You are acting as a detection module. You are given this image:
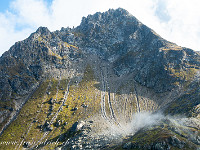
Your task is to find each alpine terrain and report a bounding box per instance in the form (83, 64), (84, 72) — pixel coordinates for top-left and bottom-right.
(0, 8), (199, 150)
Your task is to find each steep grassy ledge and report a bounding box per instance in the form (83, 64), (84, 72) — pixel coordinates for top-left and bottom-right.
(0, 65), (101, 149)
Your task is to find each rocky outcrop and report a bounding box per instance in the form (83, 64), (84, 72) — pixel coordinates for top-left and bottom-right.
(119, 118), (199, 150)
(1, 8), (199, 102)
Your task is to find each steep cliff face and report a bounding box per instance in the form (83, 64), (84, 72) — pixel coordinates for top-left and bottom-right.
(76, 8), (200, 92)
(0, 8), (199, 149)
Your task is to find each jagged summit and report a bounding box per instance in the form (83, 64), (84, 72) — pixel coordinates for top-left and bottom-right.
(80, 8), (136, 23)
(36, 26), (50, 34)
(0, 8), (199, 150)
(76, 8), (173, 55)
(108, 7), (131, 15)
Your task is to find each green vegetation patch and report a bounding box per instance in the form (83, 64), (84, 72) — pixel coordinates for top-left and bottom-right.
(0, 64), (101, 150)
(168, 67), (197, 82)
(0, 80), (50, 150)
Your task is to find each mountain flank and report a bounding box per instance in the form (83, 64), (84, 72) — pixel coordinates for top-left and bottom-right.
(0, 8), (199, 149)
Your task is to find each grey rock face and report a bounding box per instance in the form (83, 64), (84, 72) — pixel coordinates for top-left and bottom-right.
(75, 8), (200, 93)
(0, 8), (199, 102)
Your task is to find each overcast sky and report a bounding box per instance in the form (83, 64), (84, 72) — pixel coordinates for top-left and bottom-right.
(0, 0), (200, 56)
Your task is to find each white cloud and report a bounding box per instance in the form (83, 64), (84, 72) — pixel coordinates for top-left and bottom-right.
(11, 0), (52, 27)
(0, 0), (200, 56)
(0, 11), (33, 56)
(161, 0), (200, 51)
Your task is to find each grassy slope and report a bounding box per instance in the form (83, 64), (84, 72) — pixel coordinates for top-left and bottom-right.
(114, 121), (199, 150)
(0, 65), (101, 150)
(165, 80), (200, 116)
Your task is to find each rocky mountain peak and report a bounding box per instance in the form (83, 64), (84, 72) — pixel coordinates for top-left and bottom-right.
(36, 26), (50, 35)
(78, 8), (140, 34)
(81, 7), (133, 23)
